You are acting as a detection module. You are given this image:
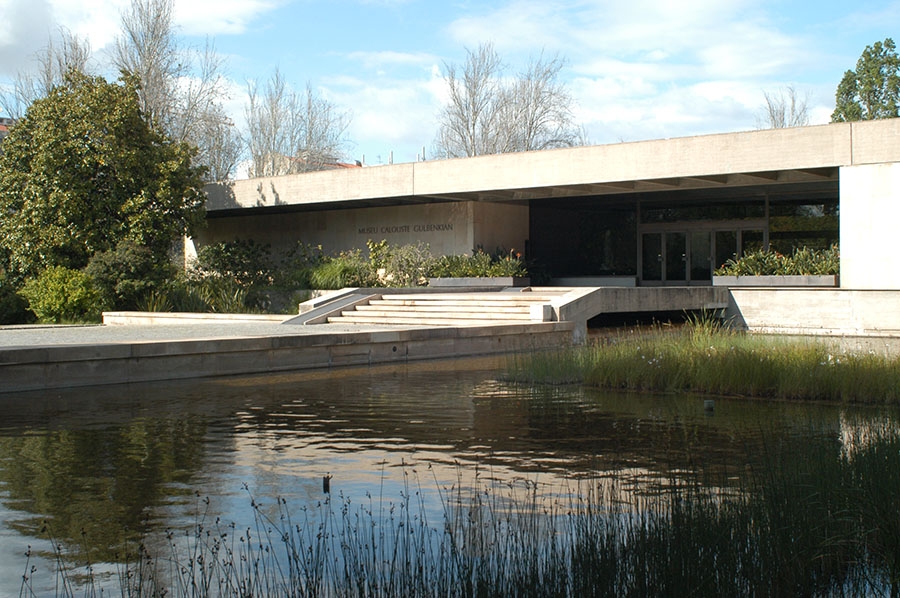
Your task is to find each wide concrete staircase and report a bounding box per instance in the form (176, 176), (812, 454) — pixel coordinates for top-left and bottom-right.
(325, 292), (564, 326)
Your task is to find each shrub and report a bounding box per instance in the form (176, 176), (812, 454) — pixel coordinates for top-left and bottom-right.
(19, 267), (105, 323)
(0, 283), (35, 324)
(430, 248), (527, 278)
(367, 239), (435, 286)
(194, 239), (273, 288)
(85, 240), (174, 310)
(275, 242), (327, 289)
(310, 250), (376, 289)
(715, 244), (839, 276)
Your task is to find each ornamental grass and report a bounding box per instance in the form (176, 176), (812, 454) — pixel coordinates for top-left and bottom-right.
(25, 427), (900, 596)
(507, 320), (900, 403)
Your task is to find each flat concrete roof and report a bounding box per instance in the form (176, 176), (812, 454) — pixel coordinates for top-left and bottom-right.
(206, 119), (900, 214)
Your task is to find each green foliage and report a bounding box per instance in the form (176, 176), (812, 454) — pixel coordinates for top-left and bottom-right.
(0, 72), (206, 286)
(715, 244), (839, 276)
(85, 240), (175, 310)
(367, 239), (435, 286)
(275, 241), (326, 288)
(832, 37), (900, 122)
(18, 266), (105, 323)
(430, 248), (527, 278)
(194, 238), (273, 288)
(309, 249), (376, 289)
(508, 324), (900, 403)
(0, 283), (35, 324)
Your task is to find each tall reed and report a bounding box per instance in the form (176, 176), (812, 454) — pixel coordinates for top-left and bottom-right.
(507, 323), (900, 403)
(24, 425), (900, 596)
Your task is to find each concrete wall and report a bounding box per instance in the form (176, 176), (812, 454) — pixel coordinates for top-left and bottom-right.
(472, 201), (529, 254)
(840, 162), (900, 290)
(727, 288), (900, 336)
(191, 200), (528, 259)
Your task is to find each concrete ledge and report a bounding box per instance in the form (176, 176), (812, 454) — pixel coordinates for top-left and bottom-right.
(0, 322), (575, 393)
(726, 289), (900, 336)
(103, 312), (292, 325)
(713, 275), (839, 287)
(428, 277), (531, 287)
(550, 276), (637, 287)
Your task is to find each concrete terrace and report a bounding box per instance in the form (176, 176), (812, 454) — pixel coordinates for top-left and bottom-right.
(0, 286), (729, 393)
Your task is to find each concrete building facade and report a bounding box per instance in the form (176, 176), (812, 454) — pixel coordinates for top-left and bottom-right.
(199, 119), (900, 334)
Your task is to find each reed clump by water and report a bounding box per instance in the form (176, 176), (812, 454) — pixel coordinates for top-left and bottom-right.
(22, 425), (900, 597)
(507, 319), (900, 403)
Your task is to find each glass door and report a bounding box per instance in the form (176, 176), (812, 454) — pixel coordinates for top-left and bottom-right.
(642, 233), (662, 282)
(715, 230), (738, 271)
(690, 232), (712, 283)
(665, 232), (687, 283)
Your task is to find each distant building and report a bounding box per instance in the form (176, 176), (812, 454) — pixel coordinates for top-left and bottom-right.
(0, 117), (14, 144)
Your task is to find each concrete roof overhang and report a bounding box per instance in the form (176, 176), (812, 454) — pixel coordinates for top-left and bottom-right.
(205, 119), (900, 217)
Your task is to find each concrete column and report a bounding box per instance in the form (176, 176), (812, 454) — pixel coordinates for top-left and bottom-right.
(840, 163), (900, 289)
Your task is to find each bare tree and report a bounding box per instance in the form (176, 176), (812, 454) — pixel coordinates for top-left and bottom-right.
(113, 0), (180, 131)
(756, 85), (810, 129)
(434, 43), (581, 158)
(245, 69), (351, 177)
(435, 43), (504, 158)
(195, 105), (242, 182)
(1, 28), (92, 118)
(503, 53), (579, 152)
(113, 0), (240, 180)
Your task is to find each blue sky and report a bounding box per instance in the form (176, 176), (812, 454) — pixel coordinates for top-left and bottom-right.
(1, 0), (898, 170)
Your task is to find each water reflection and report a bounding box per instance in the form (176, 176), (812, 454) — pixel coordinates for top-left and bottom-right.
(0, 356), (894, 593)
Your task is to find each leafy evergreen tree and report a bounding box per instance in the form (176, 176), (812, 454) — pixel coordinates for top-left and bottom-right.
(832, 38), (900, 122)
(0, 71), (206, 286)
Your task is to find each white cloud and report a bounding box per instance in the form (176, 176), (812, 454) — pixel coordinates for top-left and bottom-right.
(0, 0), (56, 77)
(50, 0), (129, 50)
(0, 0), (278, 80)
(174, 0), (280, 36)
(441, 0), (828, 147)
(322, 66), (445, 164)
(344, 50), (439, 71)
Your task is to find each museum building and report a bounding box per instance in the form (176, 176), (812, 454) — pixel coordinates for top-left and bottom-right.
(198, 119), (899, 293)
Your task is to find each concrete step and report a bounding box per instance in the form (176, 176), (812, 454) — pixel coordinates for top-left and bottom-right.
(385, 293), (563, 303)
(347, 307), (533, 320)
(325, 290), (559, 327)
(327, 314), (521, 326)
(361, 302), (532, 315)
(370, 300), (542, 309)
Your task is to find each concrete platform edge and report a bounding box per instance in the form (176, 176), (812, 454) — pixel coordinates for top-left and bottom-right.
(0, 322), (575, 393)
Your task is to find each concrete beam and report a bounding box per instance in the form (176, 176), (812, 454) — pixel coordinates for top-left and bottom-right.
(205, 120), (900, 213)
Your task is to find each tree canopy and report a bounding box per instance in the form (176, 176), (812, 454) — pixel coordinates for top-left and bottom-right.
(832, 38), (900, 122)
(0, 72), (206, 286)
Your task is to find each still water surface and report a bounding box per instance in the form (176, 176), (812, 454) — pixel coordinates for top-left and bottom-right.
(0, 355), (893, 593)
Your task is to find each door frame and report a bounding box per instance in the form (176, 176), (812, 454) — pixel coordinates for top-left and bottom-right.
(638, 220), (768, 285)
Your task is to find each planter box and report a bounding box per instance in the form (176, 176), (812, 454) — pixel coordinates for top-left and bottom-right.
(428, 277), (531, 288)
(713, 275), (839, 287)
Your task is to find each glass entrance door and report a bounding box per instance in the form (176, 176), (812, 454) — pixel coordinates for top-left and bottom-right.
(642, 233), (662, 282)
(640, 225), (767, 285)
(690, 232), (711, 283)
(640, 231), (713, 285)
(666, 232), (687, 283)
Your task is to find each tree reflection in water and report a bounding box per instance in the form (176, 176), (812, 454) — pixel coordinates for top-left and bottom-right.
(0, 356), (896, 595)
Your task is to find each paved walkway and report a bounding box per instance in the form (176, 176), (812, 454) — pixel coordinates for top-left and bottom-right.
(0, 322), (411, 349)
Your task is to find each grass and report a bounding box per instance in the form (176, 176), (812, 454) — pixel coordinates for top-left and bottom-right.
(21, 425), (900, 596)
(506, 319), (900, 403)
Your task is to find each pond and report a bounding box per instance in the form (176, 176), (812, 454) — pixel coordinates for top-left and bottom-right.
(0, 355), (897, 595)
